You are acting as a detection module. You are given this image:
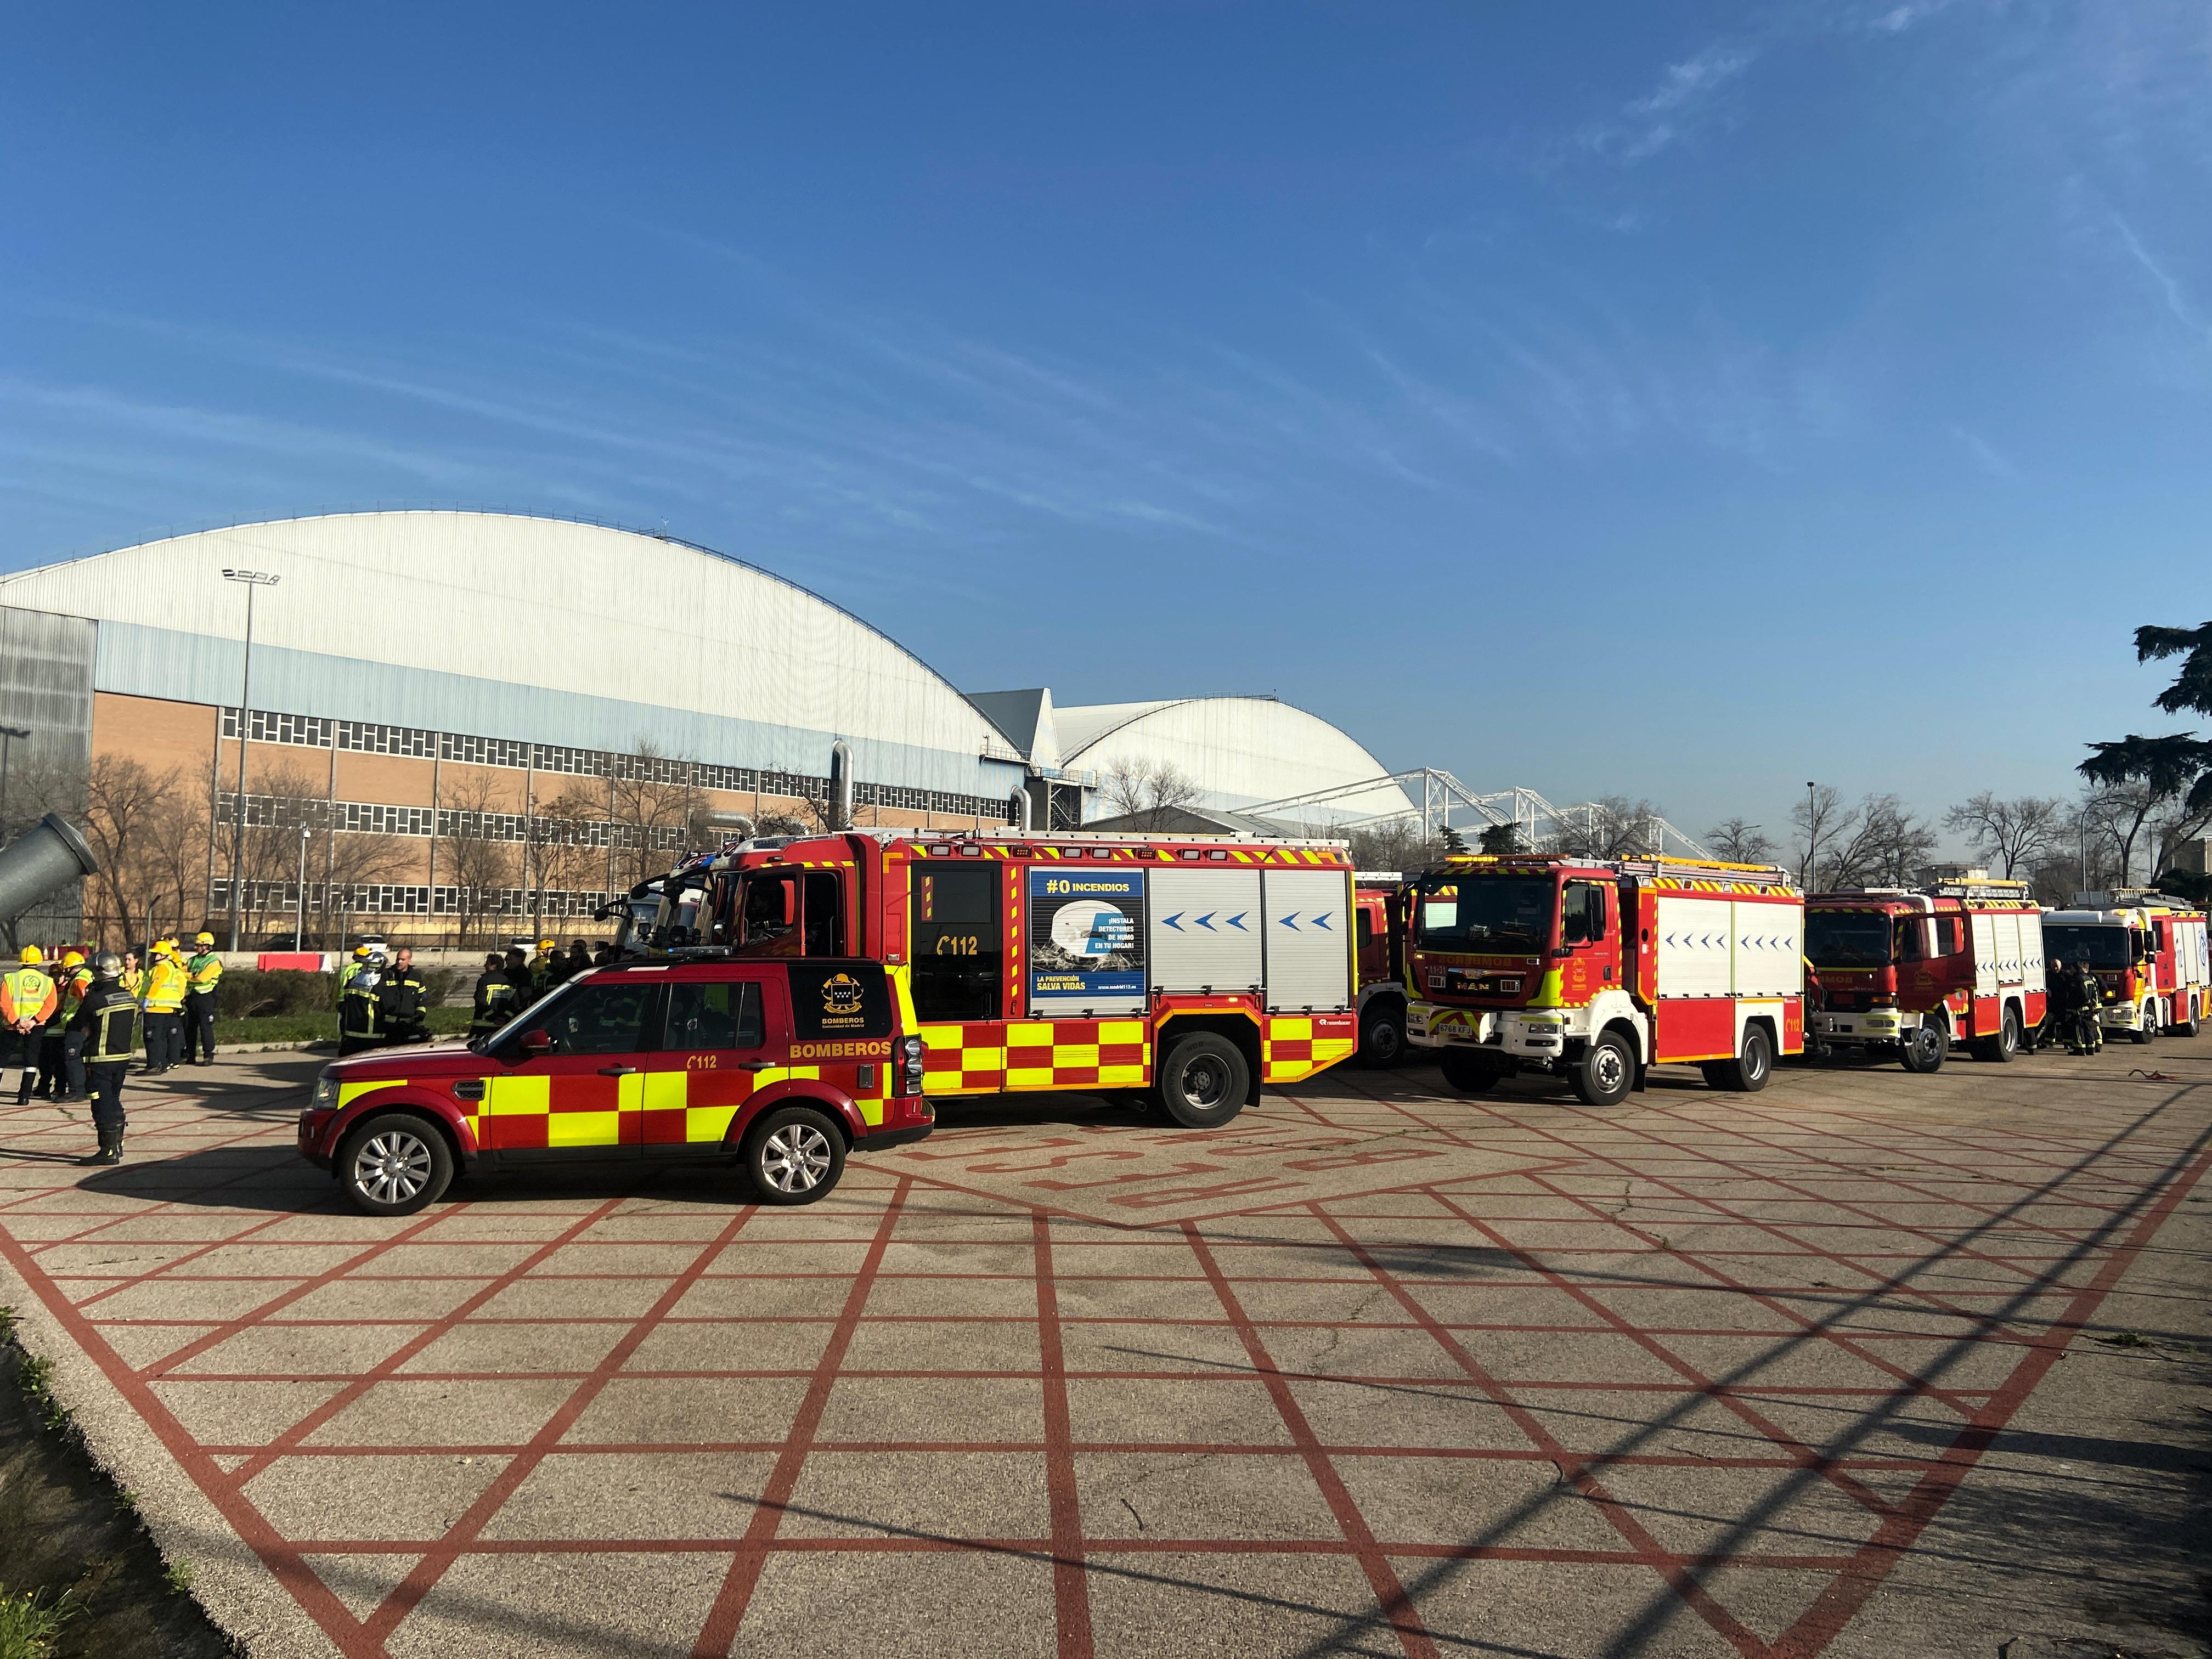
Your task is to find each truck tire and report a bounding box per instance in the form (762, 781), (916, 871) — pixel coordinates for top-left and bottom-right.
(1358, 999), (1407, 1069)
(1973, 1005), (2022, 1064)
(1570, 1031), (1635, 1108)
(2132, 1001), (2158, 1045)
(743, 1105), (846, 1204)
(1899, 1020), (1947, 1074)
(1438, 1048), (1501, 1096)
(337, 1113), (454, 1217)
(2180, 996), (2202, 1037)
(1701, 1025), (1773, 1093)
(1156, 1034), (1247, 1129)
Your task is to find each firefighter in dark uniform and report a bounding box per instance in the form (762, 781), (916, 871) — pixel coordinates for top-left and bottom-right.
(54, 951), (94, 1103)
(67, 953), (138, 1166)
(2075, 960), (2106, 1053)
(470, 953), (516, 1040)
(338, 953), (383, 1055)
(376, 948), (432, 1047)
(2049, 959), (2084, 1053)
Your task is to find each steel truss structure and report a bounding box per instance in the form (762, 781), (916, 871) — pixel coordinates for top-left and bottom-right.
(1243, 767), (1711, 860)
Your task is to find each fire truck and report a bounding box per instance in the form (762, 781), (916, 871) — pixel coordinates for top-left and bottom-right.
(1353, 874), (1408, 1066)
(1804, 874), (2046, 1070)
(622, 828), (1361, 1126)
(2042, 889), (2210, 1043)
(1403, 853), (1803, 1107)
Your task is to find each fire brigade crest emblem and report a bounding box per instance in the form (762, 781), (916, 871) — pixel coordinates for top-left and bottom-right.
(821, 973), (864, 1016)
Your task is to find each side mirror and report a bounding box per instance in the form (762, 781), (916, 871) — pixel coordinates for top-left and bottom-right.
(519, 1029), (554, 1057)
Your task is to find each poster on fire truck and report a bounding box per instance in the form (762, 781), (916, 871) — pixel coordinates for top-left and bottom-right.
(1028, 867), (1147, 1015)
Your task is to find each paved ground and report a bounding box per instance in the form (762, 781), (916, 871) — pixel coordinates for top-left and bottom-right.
(0, 1037), (2205, 1659)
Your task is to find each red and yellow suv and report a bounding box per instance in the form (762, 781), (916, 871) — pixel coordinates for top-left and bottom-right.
(298, 957), (932, 1215)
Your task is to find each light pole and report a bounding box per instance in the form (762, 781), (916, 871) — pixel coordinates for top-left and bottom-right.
(296, 824), (313, 949)
(0, 725), (30, 839)
(221, 569), (280, 952)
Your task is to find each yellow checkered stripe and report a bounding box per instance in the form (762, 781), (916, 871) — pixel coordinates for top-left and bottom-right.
(1261, 1015), (1358, 1083)
(919, 1018), (1149, 1096)
(895, 843), (1349, 866)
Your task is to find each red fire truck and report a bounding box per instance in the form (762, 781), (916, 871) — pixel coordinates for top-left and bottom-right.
(2042, 889), (2210, 1043)
(628, 828), (1361, 1126)
(1354, 874), (1408, 1066)
(1804, 874), (2046, 1070)
(1404, 854), (1803, 1106)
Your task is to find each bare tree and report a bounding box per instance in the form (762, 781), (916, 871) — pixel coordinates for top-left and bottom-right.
(609, 738), (697, 891)
(80, 756), (185, 946)
(2080, 782), (2166, 888)
(1554, 797), (1664, 859)
(523, 785), (606, 933)
(1099, 758), (1201, 831)
(438, 771), (517, 946)
(1344, 817), (1446, 873)
(1826, 794), (1939, 888)
(1792, 785), (1858, 891)
(1942, 792), (2064, 878)
(1705, 816), (1778, 865)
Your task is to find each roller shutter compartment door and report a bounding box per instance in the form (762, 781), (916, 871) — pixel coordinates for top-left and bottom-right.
(1654, 896), (1731, 998)
(1148, 867), (1262, 994)
(1262, 869), (1352, 1013)
(1731, 900), (1802, 998)
(1972, 914), (1999, 997)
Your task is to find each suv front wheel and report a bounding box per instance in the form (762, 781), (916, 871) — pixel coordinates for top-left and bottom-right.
(338, 1113), (454, 1216)
(742, 1105), (847, 1205)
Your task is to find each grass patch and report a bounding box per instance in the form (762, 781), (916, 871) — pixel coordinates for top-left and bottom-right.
(0, 1583), (76, 1658)
(2097, 1330), (2154, 1349)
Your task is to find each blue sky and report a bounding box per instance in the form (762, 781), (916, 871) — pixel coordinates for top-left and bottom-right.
(5, 2), (2209, 844)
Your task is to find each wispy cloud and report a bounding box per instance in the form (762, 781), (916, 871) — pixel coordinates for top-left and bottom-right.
(1948, 424), (2018, 478)
(1583, 41), (1758, 163)
(2112, 215), (2212, 348)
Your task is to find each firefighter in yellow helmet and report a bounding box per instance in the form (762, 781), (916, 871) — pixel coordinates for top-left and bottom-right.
(140, 939), (189, 1074)
(531, 938), (558, 993)
(3, 947), (59, 1108)
(335, 943), (372, 1006)
(338, 947), (384, 1056)
(183, 931), (223, 1065)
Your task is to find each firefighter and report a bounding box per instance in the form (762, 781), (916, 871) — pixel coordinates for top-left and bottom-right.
(567, 939), (593, 980)
(140, 939), (188, 1074)
(2075, 960), (2106, 1054)
(337, 951), (383, 1055)
(503, 946), (534, 1011)
(67, 952), (138, 1166)
(335, 943), (372, 1005)
(469, 952), (516, 1040)
(531, 938), (559, 992)
(2048, 958), (2085, 1053)
(183, 930), (223, 1065)
(3, 947), (59, 1107)
(376, 947), (432, 1047)
(52, 950), (94, 1104)
(118, 947), (143, 999)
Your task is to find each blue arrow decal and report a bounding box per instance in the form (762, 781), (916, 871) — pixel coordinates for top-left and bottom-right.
(1281, 913), (1301, 930)
(1226, 912), (1249, 930)
(1163, 913), (1183, 931)
(1195, 912), (1216, 931)
(1312, 912), (1333, 930)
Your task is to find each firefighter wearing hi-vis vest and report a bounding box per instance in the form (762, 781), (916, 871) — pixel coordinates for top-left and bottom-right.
(338, 951), (384, 1056)
(140, 940), (188, 1074)
(3, 948), (59, 1108)
(54, 951), (93, 1104)
(183, 932), (222, 1065)
(67, 953), (138, 1166)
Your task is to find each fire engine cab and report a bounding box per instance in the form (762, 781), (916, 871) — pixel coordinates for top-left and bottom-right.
(622, 828), (1362, 1127)
(1804, 874), (2047, 1071)
(2042, 889), (2209, 1043)
(1404, 854), (1803, 1107)
(1353, 873), (1408, 1067)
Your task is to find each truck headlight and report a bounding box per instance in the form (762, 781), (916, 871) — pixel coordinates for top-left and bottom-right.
(310, 1073), (337, 1111)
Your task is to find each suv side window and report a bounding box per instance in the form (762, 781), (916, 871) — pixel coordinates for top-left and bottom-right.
(538, 981), (661, 1054)
(665, 980), (765, 1051)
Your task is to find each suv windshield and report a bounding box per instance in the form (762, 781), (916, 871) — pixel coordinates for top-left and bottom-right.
(1413, 874), (1553, 954)
(1807, 911), (1891, 968)
(2045, 924), (2129, 969)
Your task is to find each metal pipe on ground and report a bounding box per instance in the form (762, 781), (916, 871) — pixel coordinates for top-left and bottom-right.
(0, 814), (98, 923)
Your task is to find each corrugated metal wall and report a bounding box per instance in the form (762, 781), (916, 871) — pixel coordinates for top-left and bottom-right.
(0, 604), (95, 945)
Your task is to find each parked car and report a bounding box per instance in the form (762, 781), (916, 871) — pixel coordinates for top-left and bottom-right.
(297, 957), (932, 1215)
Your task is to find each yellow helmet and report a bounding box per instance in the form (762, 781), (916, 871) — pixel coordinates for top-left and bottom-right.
(62, 951), (83, 968)
(194, 931), (215, 947)
(538, 938), (555, 951)
(18, 946), (41, 966)
(353, 944), (372, 958)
